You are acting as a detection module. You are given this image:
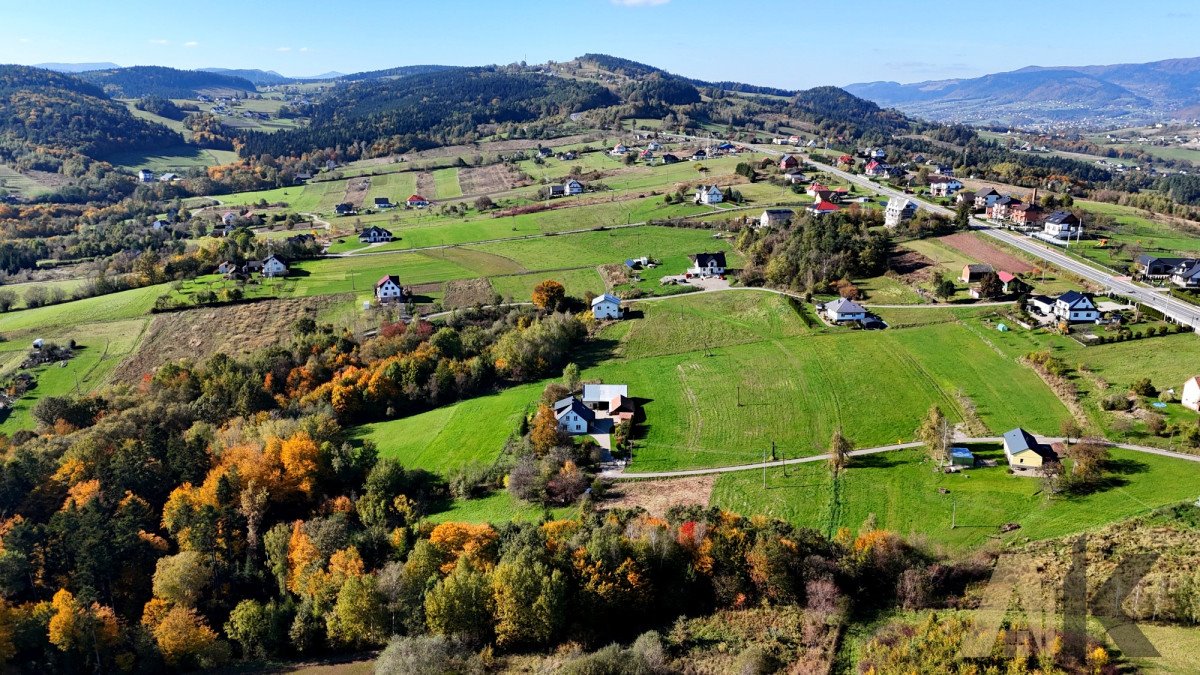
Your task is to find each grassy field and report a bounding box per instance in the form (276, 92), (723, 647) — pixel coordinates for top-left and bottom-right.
(711, 445), (1200, 551)
(1071, 199), (1200, 270)
(432, 167), (462, 199)
(106, 146), (239, 172)
(489, 268), (605, 302)
(425, 491), (574, 525)
(0, 318), (148, 432)
(0, 164), (52, 198)
(0, 284), (163, 336)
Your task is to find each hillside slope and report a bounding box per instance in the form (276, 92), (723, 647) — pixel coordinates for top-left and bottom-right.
(79, 65), (256, 98)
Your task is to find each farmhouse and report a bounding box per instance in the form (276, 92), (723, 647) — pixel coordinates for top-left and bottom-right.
(838, 154), (854, 165)
(1002, 428), (1059, 472)
(1170, 260), (1200, 288)
(1182, 376), (1200, 412)
(1043, 211), (1082, 239)
(582, 384), (629, 411)
(806, 182), (828, 198)
(564, 179), (584, 195)
(406, 195), (430, 208)
(779, 154), (799, 170)
(687, 252), (727, 277)
(661, 153), (680, 164)
(864, 160), (890, 177)
(158, 173), (179, 183)
(261, 255), (288, 278)
(374, 275), (404, 303)
(997, 271), (1031, 295)
(694, 185), (724, 205)
(782, 171), (807, 184)
(374, 197), (394, 209)
(222, 211), (238, 227)
(536, 147), (553, 158)
(1030, 291), (1099, 322)
(591, 293), (623, 320)
(759, 209), (793, 229)
(647, 141), (662, 151)
(690, 149), (707, 161)
(334, 203), (356, 216)
(359, 226), (394, 243)
(823, 297), (867, 323)
(138, 169), (156, 183)
(884, 197), (917, 228)
(556, 398), (595, 435)
(961, 263), (994, 283)
(610, 143), (628, 156)
(1137, 255), (1191, 280)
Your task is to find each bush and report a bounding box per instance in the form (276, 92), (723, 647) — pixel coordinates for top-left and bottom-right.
(376, 635), (483, 675)
(1131, 377), (1157, 397)
(1100, 393), (1133, 411)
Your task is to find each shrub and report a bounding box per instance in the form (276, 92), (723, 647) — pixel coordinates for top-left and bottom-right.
(1131, 377), (1157, 397)
(1100, 393), (1132, 411)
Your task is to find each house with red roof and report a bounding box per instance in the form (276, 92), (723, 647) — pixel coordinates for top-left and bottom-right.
(997, 271), (1031, 296)
(806, 200), (840, 216)
(838, 154), (854, 165)
(864, 160), (890, 177)
(806, 181), (828, 198)
(375, 274), (404, 302)
(406, 195), (430, 208)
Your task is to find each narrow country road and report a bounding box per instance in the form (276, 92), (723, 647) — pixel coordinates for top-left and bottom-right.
(604, 434), (1200, 479)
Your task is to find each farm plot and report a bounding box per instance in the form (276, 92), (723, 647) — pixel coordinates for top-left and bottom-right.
(458, 164), (522, 195)
(469, 226), (739, 273)
(432, 167), (462, 199)
(0, 164), (52, 198)
(489, 268), (606, 302)
(940, 232), (1035, 273)
(0, 284), (164, 337)
(111, 295), (350, 383)
(711, 446), (1200, 552)
(288, 251), (483, 298)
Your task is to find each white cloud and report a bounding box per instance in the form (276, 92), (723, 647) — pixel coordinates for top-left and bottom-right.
(611, 0), (669, 6)
(276, 46), (292, 52)
(299, 47), (310, 53)
(149, 38), (170, 45)
(184, 41), (199, 48)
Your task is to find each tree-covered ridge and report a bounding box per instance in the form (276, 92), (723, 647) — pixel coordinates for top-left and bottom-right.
(241, 67), (619, 160)
(578, 53), (797, 97)
(338, 64), (455, 82)
(78, 66), (255, 98)
(0, 65), (181, 162)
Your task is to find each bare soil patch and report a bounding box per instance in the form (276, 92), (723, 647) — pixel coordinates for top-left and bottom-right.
(598, 263), (629, 288)
(941, 232), (1035, 273)
(601, 475), (715, 517)
(341, 177), (370, 209)
(415, 172), (436, 200)
(890, 247), (936, 283)
(442, 278), (496, 309)
(112, 295), (349, 383)
(458, 164), (527, 195)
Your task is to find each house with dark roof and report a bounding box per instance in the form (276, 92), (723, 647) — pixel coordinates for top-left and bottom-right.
(334, 203), (356, 216)
(661, 153), (680, 164)
(591, 293), (623, 320)
(987, 195), (1022, 221)
(1053, 291), (1100, 323)
(961, 263), (994, 283)
(374, 197), (394, 209)
(1137, 255), (1191, 280)
(689, 149), (707, 161)
(564, 179), (584, 195)
(537, 147), (553, 158)
(973, 187), (1001, 210)
(375, 275), (404, 302)
(927, 175), (963, 196)
(694, 185), (723, 205)
(1043, 211), (1082, 239)
(359, 226), (394, 243)
(758, 209), (793, 229)
(823, 297), (867, 323)
(1002, 428), (1059, 472)
(1009, 202), (1045, 227)
(779, 154), (799, 170)
(1171, 260), (1200, 288)
(687, 252), (726, 277)
(556, 399), (595, 435)
(261, 255), (288, 278)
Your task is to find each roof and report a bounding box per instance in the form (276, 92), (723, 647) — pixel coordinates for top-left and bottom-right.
(887, 197), (916, 211)
(374, 197), (392, 204)
(1002, 428), (1058, 460)
(609, 395), (635, 414)
(375, 274), (401, 289)
(826, 297), (866, 315)
(810, 200), (839, 212)
(556, 398), (595, 424)
(997, 271), (1017, 283)
(1137, 255), (1189, 266)
(965, 263), (993, 273)
(976, 187), (1000, 197)
(591, 293), (621, 307)
(1045, 210), (1078, 224)
(583, 384), (628, 403)
(950, 447), (974, 459)
(1057, 290), (1089, 307)
(407, 194), (429, 202)
(763, 208), (793, 216)
(553, 396), (574, 412)
(689, 252), (727, 267)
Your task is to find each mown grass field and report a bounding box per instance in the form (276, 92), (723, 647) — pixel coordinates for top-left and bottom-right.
(0, 164), (52, 198)
(489, 268), (605, 302)
(711, 445), (1200, 552)
(1071, 199), (1200, 270)
(0, 284), (163, 336)
(106, 146), (240, 172)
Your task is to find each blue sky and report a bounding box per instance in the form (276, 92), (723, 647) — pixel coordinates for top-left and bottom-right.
(4, 0), (1199, 87)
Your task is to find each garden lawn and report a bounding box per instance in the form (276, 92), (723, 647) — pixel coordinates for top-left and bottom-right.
(425, 491), (574, 525)
(710, 445), (1200, 552)
(359, 383), (541, 475)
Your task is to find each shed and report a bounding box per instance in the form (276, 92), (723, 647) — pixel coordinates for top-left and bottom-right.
(950, 447), (975, 467)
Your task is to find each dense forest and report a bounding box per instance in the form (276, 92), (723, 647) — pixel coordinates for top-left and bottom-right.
(78, 66), (255, 98)
(241, 67), (619, 160)
(0, 66), (180, 168)
(578, 54), (797, 97)
(338, 64), (455, 82)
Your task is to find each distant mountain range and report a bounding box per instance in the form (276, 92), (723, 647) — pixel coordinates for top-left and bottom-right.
(845, 56), (1200, 127)
(199, 67), (292, 86)
(34, 62), (121, 73)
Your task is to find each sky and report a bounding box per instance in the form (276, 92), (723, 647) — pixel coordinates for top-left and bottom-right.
(4, 0), (1200, 88)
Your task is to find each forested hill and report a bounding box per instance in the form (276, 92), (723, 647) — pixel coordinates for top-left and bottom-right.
(339, 64), (455, 82)
(240, 67), (618, 159)
(199, 68), (292, 86)
(0, 65), (180, 165)
(578, 53), (797, 97)
(790, 85), (914, 138)
(79, 66), (256, 98)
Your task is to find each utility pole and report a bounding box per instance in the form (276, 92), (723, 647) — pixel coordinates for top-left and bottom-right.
(762, 447), (767, 490)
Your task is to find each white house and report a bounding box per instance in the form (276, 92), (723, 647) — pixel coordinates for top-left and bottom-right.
(1043, 211), (1081, 239)
(374, 274), (404, 302)
(610, 143), (628, 156)
(1052, 291), (1100, 323)
(884, 197), (917, 228)
(694, 185), (723, 204)
(564, 179), (584, 195)
(1182, 376), (1200, 412)
(759, 209), (793, 229)
(138, 169), (156, 183)
(973, 187), (1002, 210)
(556, 399), (595, 435)
(928, 176), (963, 196)
(687, 252), (726, 277)
(261, 255), (288, 278)
(823, 297), (867, 323)
(591, 293), (623, 320)
(359, 226), (394, 243)
(647, 141), (662, 151)
(406, 194), (430, 208)
(1171, 261), (1200, 288)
